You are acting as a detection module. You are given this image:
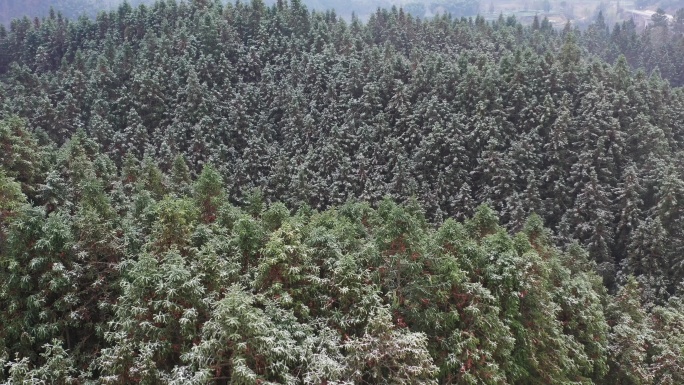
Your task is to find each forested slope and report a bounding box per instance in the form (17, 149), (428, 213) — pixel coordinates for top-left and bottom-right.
(3, 0), (684, 297)
(1, 0), (684, 383)
(1, 130), (683, 383)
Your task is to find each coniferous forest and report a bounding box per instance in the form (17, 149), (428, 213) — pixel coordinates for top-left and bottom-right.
(1, 0), (684, 383)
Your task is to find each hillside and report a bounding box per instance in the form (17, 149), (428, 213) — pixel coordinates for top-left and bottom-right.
(1, 0), (684, 383)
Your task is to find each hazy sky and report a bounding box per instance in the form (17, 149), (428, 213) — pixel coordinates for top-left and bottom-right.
(2, 0), (669, 27)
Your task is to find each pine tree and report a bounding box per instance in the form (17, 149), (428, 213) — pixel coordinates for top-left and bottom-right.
(649, 300), (684, 384)
(0, 169), (26, 249)
(0, 207), (77, 362)
(615, 165), (644, 266)
(344, 307), (438, 384)
(0, 117), (45, 199)
(120, 107), (148, 160)
(170, 154), (192, 196)
(606, 277), (654, 385)
(193, 164), (225, 224)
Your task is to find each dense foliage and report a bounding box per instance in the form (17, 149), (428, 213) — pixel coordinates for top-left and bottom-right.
(1, 0), (684, 383)
(1, 130), (683, 383)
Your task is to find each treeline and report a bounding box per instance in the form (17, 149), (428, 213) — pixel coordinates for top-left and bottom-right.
(584, 9), (684, 87)
(1, 123), (683, 383)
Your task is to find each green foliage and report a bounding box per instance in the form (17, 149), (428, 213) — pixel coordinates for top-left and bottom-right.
(0, 206), (92, 370)
(99, 248), (210, 382)
(179, 286), (304, 384)
(138, 156), (168, 200)
(606, 277), (653, 384)
(0, 117), (46, 198)
(0, 169), (26, 231)
(153, 196), (199, 250)
(2, 0), (684, 299)
(1, 1), (684, 383)
(344, 307), (438, 384)
(2, 149), (681, 383)
(2, 340), (80, 384)
(193, 164), (225, 224)
(170, 154), (192, 196)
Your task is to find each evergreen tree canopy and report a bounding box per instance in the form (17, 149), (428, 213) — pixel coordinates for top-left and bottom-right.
(2, 1), (684, 383)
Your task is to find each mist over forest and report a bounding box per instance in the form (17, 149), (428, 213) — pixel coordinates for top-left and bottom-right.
(2, 0), (681, 26)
